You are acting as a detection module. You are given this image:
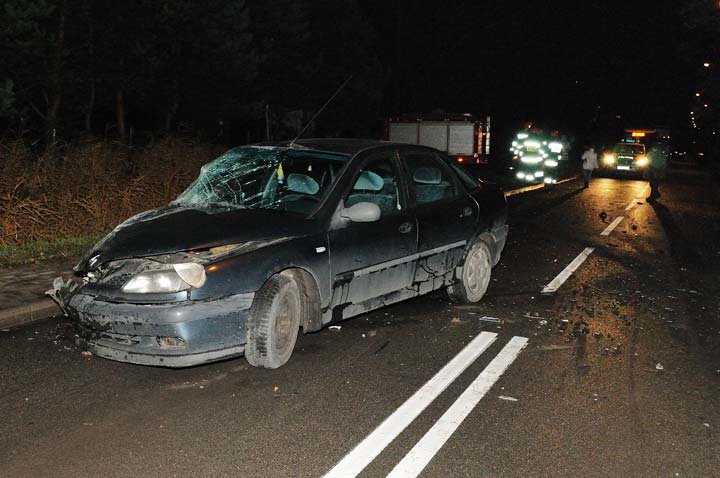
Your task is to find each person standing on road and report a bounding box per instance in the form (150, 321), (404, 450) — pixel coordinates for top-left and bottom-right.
(646, 142), (668, 202)
(581, 145), (599, 188)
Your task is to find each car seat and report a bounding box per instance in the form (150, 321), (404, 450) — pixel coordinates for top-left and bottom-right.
(278, 173), (321, 213)
(346, 170), (396, 213)
(413, 167), (451, 203)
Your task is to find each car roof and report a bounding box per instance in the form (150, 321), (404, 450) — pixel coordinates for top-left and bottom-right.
(254, 138), (413, 157)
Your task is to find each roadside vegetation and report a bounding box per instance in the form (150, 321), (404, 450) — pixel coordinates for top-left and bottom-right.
(0, 137), (223, 267)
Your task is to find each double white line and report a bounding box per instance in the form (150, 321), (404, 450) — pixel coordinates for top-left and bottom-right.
(324, 332), (528, 478)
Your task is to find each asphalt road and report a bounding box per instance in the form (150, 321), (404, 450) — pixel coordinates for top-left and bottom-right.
(1, 164), (718, 478)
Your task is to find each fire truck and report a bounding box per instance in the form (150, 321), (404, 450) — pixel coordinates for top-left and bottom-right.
(384, 113), (491, 164)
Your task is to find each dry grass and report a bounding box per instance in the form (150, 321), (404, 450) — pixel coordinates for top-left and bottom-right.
(0, 137), (224, 252)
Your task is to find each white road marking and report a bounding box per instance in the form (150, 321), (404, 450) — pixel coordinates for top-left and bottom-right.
(387, 336), (529, 478)
(600, 216), (624, 236)
(503, 175), (577, 197)
(541, 247), (595, 295)
(323, 332), (498, 478)
(504, 183), (544, 197)
(555, 176), (578, 185)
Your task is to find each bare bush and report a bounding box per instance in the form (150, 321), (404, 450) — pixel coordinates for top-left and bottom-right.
(0, 138), (223, 248)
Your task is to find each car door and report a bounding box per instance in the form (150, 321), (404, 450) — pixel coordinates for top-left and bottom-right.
(327, 150), (418, 318)
(401, 149), (479, 294)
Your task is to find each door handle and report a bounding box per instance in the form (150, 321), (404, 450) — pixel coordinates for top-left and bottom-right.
(398, 222), (413, 234)
(460, 206), (474, 218)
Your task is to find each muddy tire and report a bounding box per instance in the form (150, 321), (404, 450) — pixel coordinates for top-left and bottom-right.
(245, 274), (301, 369)
(447, 241), (492, 304)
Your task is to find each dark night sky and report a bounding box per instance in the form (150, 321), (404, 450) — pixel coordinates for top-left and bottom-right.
(360, 0), (693, 139)
(4, 0), (710, 147)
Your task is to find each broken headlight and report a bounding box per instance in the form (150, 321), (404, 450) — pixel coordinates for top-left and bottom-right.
(122, 263), (206, 294)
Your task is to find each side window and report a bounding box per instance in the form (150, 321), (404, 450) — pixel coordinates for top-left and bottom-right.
(448, 160), (482, 192)
(404, 152), (458, 205)
(345, 156), (402, 214)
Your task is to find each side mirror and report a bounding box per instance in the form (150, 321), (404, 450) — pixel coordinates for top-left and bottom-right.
(340, 202), (381, 223)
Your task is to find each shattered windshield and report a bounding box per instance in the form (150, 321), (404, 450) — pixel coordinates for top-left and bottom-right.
(173, 147), (348, 215)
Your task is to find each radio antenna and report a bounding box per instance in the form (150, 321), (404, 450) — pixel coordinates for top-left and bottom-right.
(289, 74), (354, 147)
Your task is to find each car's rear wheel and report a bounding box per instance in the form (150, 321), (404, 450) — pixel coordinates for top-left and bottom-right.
(245, 274), (301, 369)
(447, 241), (492, 304)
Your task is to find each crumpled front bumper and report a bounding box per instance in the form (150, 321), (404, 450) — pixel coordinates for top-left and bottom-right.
(58, 285), (254, 367)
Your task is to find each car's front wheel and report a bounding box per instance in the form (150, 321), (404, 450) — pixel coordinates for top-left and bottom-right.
(245, 274), (301, 369)
(447, 241), (492, 304)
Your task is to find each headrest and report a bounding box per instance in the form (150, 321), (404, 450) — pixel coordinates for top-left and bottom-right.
(413, 167), (441, 185)
(287, 173), (319, 195)
(353, 171), (384, 191)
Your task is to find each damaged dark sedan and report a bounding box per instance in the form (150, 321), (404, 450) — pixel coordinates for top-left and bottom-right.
(51, 139), (508, 368)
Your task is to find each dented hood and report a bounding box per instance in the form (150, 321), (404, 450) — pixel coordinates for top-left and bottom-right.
(78, 205), (317, 271)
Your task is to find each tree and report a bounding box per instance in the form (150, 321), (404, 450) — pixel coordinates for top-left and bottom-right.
(143, 0), (256, 133)
(0, 0), (64, 141)
(302, 0), (383, 136)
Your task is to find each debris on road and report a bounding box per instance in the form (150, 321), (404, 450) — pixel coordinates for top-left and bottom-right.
(478, 316), (501, 323)
(498, 395), (519, 402)
(538, 344), (575, 351)
(329, 325), (342, 331)
(373, 340), (390, 355)
(81, 351), (92, 357)
(655, 363), (664, 371)
(600, 343), (622, 356)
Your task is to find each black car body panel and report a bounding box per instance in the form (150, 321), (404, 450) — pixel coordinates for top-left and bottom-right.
(77, 206), (319, 272)
(52, 139), (509, 367)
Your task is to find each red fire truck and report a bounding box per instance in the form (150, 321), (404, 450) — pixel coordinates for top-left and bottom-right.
(384, 113), (491, 164)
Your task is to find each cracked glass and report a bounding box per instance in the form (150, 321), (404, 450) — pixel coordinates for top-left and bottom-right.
(174, 147), (348, 216)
